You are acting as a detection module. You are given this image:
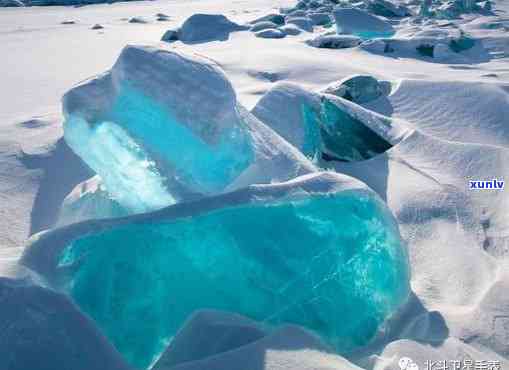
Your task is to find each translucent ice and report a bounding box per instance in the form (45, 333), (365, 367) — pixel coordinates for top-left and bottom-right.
(64, 116), (176, 213)
(63, 46), (314, 216)
(25, 173), (410, 369)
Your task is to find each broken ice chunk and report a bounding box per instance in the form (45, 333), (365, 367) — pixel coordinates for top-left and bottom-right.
(323, 74), (389, 104)
(63, 46), (315, 215)
(252, 82), (400, 161)
(333, 8), (395, 39)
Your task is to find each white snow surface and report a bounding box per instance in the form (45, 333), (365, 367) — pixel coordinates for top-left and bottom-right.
(2, 0), (509, 368)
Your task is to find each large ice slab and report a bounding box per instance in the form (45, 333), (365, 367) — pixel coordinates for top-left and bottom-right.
(63, 45), (315, 216)
(23, 172), (410, 370)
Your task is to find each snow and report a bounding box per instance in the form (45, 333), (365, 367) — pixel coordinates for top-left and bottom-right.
(306, 33), (362, 49)
(250, 20), (279, 32)
(280, 23), (303, 35)
(152, 310), (363, 370)
(0, 277), (130, 370)
(255, 28), (286, 39)
(285, 16), (314, 32)
(2, 0), (509, 368)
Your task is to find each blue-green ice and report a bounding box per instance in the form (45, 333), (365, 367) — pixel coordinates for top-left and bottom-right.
(57, 191), (410, 369)
(301, 98), (392, 161)
(63, 83), (254, 213)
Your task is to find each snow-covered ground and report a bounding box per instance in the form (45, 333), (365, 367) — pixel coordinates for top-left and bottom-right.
(2, 0), (509, 369)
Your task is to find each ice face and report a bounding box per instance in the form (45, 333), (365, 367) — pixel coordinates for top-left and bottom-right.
(316, 98), (393, 161)
(53, 177), (410, 369)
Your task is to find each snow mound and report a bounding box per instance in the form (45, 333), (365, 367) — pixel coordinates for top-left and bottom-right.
(161, 29), (179, 42)
(428, 0), (491, 19)
(285, 16), (314, 32)
(178, 14), (248, 44)
(0, 277), (129, 370)
(250, 21), (279, 32)
(252, 82), (406, 161)
(323, 74), (389, 103)
(62, 45), (314, 216)
(156, 13), (170, 21)
(361, 27), (486, 63)
(0, 0), (24, 5)
(23, 172), (410, 370)
(255, 28), (286, 39)
(333, 8), (395, 39)
(306, 33), (362, 49)
(1, 0), (144, 5)
(128, 16), (148, 24)
(383, 79), (509, 147)
(153, 310), (363, 370)
(366, 0), (412, 17)
(250, 13), (285, 25)
(308, 12), (332, 26)
(280, 24), (303, 36)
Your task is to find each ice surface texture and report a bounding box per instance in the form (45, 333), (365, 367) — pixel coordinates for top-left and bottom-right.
(24, 173), (410, 370)
(63, 46), (314, 216)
